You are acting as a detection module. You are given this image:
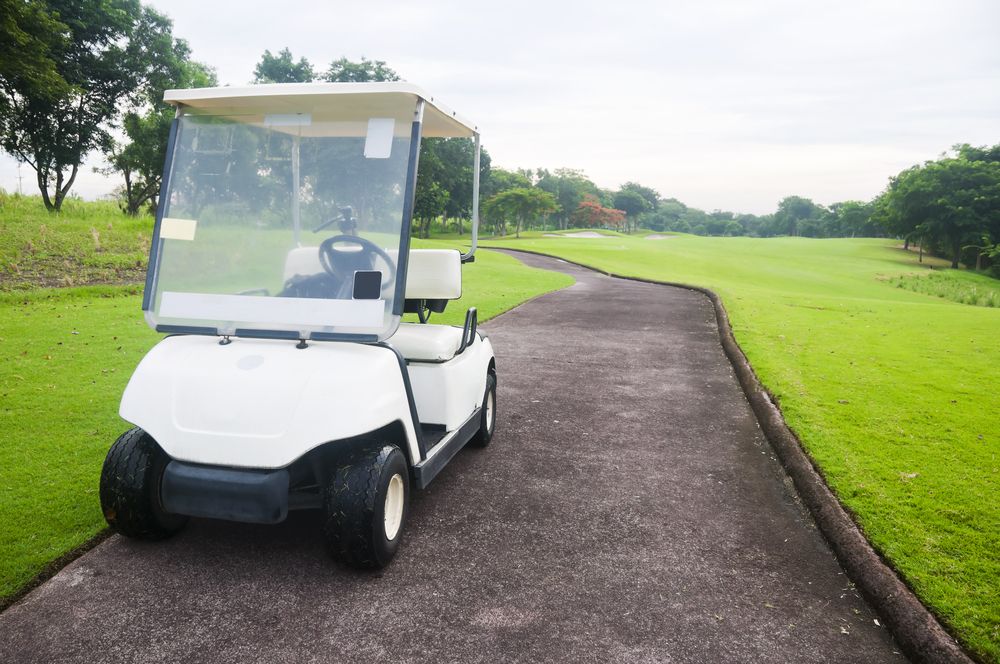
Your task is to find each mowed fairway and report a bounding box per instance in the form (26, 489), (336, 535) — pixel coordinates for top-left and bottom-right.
(0, 244), (572, 604)
(481, 232), (1000, 661)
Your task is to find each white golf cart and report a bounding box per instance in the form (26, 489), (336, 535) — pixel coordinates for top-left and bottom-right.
(100, 83), (496, 569)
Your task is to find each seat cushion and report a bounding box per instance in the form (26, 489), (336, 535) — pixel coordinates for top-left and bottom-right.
(389, 323), (464, 362)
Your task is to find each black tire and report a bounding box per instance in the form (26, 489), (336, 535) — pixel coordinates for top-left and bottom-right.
(468, 372), (497, 448)
(323, 445), (409, 569)
(99, 427), (188, 540)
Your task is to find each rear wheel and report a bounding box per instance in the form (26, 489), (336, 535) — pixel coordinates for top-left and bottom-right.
(468, 372), (497, 448)
(323, 445), (409, 569)
(99, 427), (188, 540)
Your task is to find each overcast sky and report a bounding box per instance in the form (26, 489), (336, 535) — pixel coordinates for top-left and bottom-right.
(2, 0), (998, 214)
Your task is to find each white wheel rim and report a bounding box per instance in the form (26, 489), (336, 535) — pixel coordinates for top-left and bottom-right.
(384, 473), (404, 541)
(486, 388), (495, 431)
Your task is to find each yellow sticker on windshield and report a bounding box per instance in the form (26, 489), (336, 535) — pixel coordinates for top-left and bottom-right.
(160, 217), (198, 241)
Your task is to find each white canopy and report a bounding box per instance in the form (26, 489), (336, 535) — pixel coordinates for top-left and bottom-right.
(163, 82), (477, 138)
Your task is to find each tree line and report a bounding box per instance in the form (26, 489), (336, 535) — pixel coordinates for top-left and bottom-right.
(0, 1), (410, 215)
(2, 3), (998, 273)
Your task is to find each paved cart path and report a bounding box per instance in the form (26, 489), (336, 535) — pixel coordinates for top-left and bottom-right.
(0, 251), (902, 663)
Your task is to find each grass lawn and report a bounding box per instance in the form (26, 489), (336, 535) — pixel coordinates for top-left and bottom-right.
(0, 196), (572, 604)
(0, 194), (150, 290)
(480, 232), (1000, 662)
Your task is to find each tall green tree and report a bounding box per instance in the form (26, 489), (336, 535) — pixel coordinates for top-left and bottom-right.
(875, 151), (1000, 267)
(412, 141), (447, 238)
(0, 0), (181, 211)
(324, 57), (400, 82)
(771, 196), (825, 236)
(872, 169), (921, 249)
(413, 181), (449, 239)
(482, 168), (531, 199)
(645, 198), (688, 232)
(419, 138), (491, 235)
(536, 168), (599, 229)
(253, 48), (314, 84)
(826, 200), (877, 238)
(956, 143), (1000, 164)
(482, 187), (558, 238)
(913, 161), (999, 267)
(613, 189), (651, 233)
(0, 0), (69, 103)
(620, 181), (660, 210)
(103, 59), (217, 215)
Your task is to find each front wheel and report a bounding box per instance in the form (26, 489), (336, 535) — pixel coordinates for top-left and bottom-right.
(99, 427), (188, 540)
(468, 372), (497, 448)
(323, 445), (409, 569)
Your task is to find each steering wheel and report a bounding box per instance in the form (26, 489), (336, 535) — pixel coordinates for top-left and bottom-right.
(318, 235), (396, 297)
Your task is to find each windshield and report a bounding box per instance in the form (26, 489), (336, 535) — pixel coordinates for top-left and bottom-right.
(145, 105), (416, 341)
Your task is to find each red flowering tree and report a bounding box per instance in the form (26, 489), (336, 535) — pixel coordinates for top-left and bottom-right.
(572, 196), (626, 230)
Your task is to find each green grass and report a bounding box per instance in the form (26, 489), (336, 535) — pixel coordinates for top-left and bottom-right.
(481, 232), (1000, 662)
(0, 197), (572, 604)
(888, 269), (1000, 307)
(0, 193), (151, 290)
(0, 285), (160, 599)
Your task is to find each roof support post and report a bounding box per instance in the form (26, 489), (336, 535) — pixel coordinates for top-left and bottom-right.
(462, 133), (481, 262)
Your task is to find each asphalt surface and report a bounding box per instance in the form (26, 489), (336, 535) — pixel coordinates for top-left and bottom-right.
(0, 251), (903, 663)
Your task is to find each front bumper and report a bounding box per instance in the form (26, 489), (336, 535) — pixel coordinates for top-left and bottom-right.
(161, 460), (290, 524)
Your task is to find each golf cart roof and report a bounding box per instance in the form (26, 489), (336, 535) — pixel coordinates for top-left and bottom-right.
(163, 82), (477, 138)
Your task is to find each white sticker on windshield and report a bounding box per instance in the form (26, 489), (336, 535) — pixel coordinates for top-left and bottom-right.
(159, 217), (197, 241)
(364, 118), (395, 159)
(264, 113), (312, 127)
(159, 292), (385, 328)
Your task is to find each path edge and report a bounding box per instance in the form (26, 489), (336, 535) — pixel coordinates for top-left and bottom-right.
(493, 247), (975, 664)
(0, 529), (113, 614)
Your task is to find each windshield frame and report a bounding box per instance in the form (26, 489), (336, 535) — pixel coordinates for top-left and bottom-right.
(141, 96), (427, 343)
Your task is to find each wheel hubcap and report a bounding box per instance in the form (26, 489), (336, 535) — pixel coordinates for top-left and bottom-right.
(384, 473), (404, 541)
(486, 389), (495, 431)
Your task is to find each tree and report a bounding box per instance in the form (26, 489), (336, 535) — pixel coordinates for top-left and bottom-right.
(956, 143), (1000, 164)
(826, 200), (877, 238)
(875, 154), (1000, 268)
(0, 0), (69, 103)
(736, 213), (765, 236)
(642, 198), (687, 232)
(103, 59), (217, 215)
(724, 220), (744, 236)
(415, 138), (492, 236)
(413, 181), (449, 239)
(536, 168), (600, 229)
(0, 1), (181, 211)
(613, 189), (651, 233)
(572, 196), (625, 230)
(872, 169), (921, 249)
(253, 48), (314, 83)
(912, 160), (1000, 268)
(620, 181), (659, 210)
(772, 196), (825, 236)
(680, 207), (711, 235)
(482, 167), (531, 200)
(482, 187), (558, 238)
(324, 57), (400, 82)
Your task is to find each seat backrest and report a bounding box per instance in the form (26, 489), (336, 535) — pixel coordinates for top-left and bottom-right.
(283, 246), (323, 282)
(402, 249), (462, 300)
(282, 247), (462, 300)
